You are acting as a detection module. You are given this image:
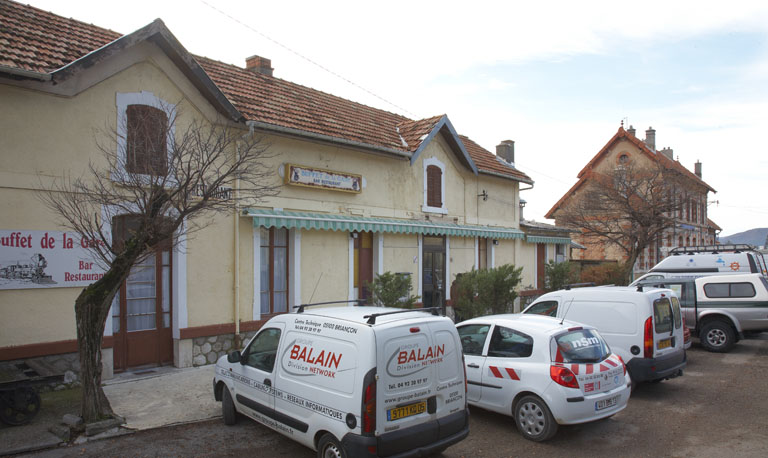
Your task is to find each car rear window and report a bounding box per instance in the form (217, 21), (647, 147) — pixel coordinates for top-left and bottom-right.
(703, 282), (756, 298)
(525, 300), (558, 317)
(653, 297), (674, 334)
(551, 329), (610, 363)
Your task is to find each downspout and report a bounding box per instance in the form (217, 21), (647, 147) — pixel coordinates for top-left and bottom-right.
(232, 126), (251, 349)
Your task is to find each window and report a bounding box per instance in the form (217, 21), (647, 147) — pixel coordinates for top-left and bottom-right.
(552, 329), (610, 363)
(260, 227), (289, 315)
(487, 326), (533, 358)
(653, 298), (674, 334)
(703, 282), (756, 298)
(426, 165), (442, 207)
(422, 157), (446, 213)
(525, 300), (558, 317)
(618, 153), (629, 164)
(457, 324), (490, 356)
(555, 244), (565, 263)
(242, 328), (281, 372)
(671, 297), (682, 329)
(478, 237), (488, 269)
(126, 105), (168, 175)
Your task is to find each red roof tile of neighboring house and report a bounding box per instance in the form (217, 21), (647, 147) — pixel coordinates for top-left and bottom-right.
(0, 0), (531, 183)
(0, 0), (120, 73)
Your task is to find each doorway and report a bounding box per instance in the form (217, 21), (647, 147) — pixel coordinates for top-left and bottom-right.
(422, 236), (446, 313)
(353, 231), (373, 303)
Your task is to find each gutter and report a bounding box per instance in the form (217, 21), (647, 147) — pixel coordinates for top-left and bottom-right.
(0, 65), (51, 81)
(479, 169), (534, 186)
(246, 121), (412, 159)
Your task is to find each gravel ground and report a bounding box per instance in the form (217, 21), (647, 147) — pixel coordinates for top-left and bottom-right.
(21, 334), (768, 457)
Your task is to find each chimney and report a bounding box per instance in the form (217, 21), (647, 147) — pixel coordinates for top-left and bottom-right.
(245, 55), (273, 76)
(496, 140), (515, 166)
(695, 160), (702, 178)
(627, 125), (636, 137)
(660, 147), (674, 160)
(644, 126), (656, 151)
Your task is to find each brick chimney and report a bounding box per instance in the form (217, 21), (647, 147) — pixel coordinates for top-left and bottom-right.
(644, 127), (656, 151)
(660, 147), (674, 160)
(496, 140), (515, 166)
(245, 55), (273, 76)
(627, 125), (636, 137)
(695, 160), (702, 178)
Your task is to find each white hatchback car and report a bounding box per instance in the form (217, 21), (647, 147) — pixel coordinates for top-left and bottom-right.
(456, 314), (631, 441)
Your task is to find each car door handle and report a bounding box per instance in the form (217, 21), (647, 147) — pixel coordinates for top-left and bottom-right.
(467, 363), (480, 368)
(264, 378), (272, 387)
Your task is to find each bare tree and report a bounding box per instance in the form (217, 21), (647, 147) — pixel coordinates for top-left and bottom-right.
(39, 104), (277, 423)
(555, 161), (686, 283)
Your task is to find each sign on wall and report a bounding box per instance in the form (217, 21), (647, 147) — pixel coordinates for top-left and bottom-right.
(0, 229), (106, 290)
(285, 163), (362, 193)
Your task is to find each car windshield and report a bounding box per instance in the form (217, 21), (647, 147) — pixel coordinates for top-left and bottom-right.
(551, 329), (610, 363)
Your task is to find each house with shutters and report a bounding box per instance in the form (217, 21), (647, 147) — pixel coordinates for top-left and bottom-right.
(0, 0), (571, 377)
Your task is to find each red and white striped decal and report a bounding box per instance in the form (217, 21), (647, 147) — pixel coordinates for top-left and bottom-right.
(488, 365), (520, 380)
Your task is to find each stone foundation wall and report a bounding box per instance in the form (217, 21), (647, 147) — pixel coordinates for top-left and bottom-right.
(0, 352), (81, 392)
(191, 331), (257, 367)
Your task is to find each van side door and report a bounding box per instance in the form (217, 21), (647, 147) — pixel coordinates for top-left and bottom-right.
(230, 324), (284, 423)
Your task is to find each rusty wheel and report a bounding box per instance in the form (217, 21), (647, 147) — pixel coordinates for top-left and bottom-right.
(0, 387), (41, 425)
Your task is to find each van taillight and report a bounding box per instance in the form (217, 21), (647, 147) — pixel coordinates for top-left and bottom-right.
(550, 365), (580, 389)
(362, 375), (376, 435)
(644, 316), (654, 358)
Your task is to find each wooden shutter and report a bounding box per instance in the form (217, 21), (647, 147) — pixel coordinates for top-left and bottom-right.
(426, 165), (442, 207)
(126, 105), (168, 175)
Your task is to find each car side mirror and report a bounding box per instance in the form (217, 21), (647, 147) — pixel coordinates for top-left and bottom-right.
(227, 351), (242, 364)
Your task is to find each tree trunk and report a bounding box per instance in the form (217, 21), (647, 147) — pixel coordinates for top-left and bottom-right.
(76, 239), (146, 423)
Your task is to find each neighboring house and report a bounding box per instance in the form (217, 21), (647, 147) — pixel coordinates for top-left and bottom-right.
(0, 1), (557, 377)
(546, 124), (718, 277)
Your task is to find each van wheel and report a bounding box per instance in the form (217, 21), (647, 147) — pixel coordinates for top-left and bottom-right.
(222, 386), (238, 425)
(317, 433), (346, 458)
(700, 320), (736, 353)
(514, 395), (558, 442)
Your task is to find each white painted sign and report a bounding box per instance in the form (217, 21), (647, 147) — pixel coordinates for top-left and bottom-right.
(285, 164), (362, 193)
(0, 229), (106, 290)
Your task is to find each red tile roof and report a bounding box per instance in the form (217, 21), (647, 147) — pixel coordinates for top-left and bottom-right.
(0, 0), (119, 73)
(0, 0), (531, 183)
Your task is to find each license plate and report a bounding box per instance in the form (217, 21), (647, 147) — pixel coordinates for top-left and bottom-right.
(657, 338), (672, 350)
(595, 395), (619, 411)
(387, 401), (426, 421)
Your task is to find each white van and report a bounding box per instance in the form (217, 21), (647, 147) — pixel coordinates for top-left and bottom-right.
(631, 244), (768, 286)
(213, 305), (469, 458)
(522, 286), (686, 385)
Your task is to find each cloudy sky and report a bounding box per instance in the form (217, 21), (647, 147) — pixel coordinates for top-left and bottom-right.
(24, 0), (768, 236)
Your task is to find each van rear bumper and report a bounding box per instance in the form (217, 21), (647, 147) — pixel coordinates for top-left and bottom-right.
(627, 349), (687, 383)
(342, 408), (469, 458)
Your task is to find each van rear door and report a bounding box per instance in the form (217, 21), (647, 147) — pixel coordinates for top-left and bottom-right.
(376, 316), (465, 452)
(651, 295), (684, 356)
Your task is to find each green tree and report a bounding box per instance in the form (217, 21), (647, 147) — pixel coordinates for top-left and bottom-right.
(367, 272), (419, 308)
(452, 264), (523, 320)
(544, 261), (578, 292)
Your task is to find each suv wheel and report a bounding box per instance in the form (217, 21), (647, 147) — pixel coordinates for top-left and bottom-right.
(700, 320), (736, 353)
(514, 395), (558, 441)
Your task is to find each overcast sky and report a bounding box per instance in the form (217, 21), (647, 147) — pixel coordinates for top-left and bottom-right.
(24, 0), (768, 236)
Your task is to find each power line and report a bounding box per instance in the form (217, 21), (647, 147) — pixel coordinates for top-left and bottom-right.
(198, 0), (416, 117)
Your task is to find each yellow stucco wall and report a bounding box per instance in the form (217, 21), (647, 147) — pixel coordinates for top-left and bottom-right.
(299, 229), (348, 305)
(449, 237), (475, 288)
(382, 233), (419, 294)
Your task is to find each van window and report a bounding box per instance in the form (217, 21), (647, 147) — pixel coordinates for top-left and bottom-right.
(487, 326), (533, 358)
(242, 328), (281, 372)
(525, 300), (558, 317)
(552, 329), (610, 363)
(670, 296), (682, 329)
(704, 282), (757, 298)
(457, 324), (490, 356)
(653, 298), (674, 334)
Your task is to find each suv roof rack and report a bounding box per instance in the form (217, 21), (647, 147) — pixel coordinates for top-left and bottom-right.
(669, 244), (757, 255)
(564, 282), (596, 290)
(363, 306), (441, 325)
(295, 299), (366, 313)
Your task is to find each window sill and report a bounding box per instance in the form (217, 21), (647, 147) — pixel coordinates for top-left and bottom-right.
(421, 205), (448, 215)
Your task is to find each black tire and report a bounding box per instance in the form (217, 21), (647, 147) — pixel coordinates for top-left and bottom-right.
(699, 320), (736, 353)
(221, 386), (238, 425)
(317, 433), (346, 458)
(514, 395), (558, 442)
(0, 387), (41, 425)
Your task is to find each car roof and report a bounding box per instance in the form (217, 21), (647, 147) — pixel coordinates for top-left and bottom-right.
(295, 306), (443, 325)
(694, 273), (765, 283)
(539, 285), (670, 297)
(457, 313), (591, 336)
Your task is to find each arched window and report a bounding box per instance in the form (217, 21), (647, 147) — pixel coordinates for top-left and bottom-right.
(126, 105), (168, 175)
(426, 165), (442, 208)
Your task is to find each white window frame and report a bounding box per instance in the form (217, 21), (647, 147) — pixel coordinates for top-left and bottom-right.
(422, 157), (448, 214)
(115, 91), (176, 181)
(254, 226), (300, 319)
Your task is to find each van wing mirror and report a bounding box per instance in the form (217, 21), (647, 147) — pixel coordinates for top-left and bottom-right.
(227, 351), (242, 364)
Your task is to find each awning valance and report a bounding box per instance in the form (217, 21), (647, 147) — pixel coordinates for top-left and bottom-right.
(243, 209), (525, 240)
(526, 235), (572, 244)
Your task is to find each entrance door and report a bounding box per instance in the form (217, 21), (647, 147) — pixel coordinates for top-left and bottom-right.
(353, 232), (374, 302)
(111, 217), (173, 371)
(422, 236), (446, 313)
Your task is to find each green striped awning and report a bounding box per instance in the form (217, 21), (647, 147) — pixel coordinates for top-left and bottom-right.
(243, 208), (525, 240)
(526, 235), (572, 244)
